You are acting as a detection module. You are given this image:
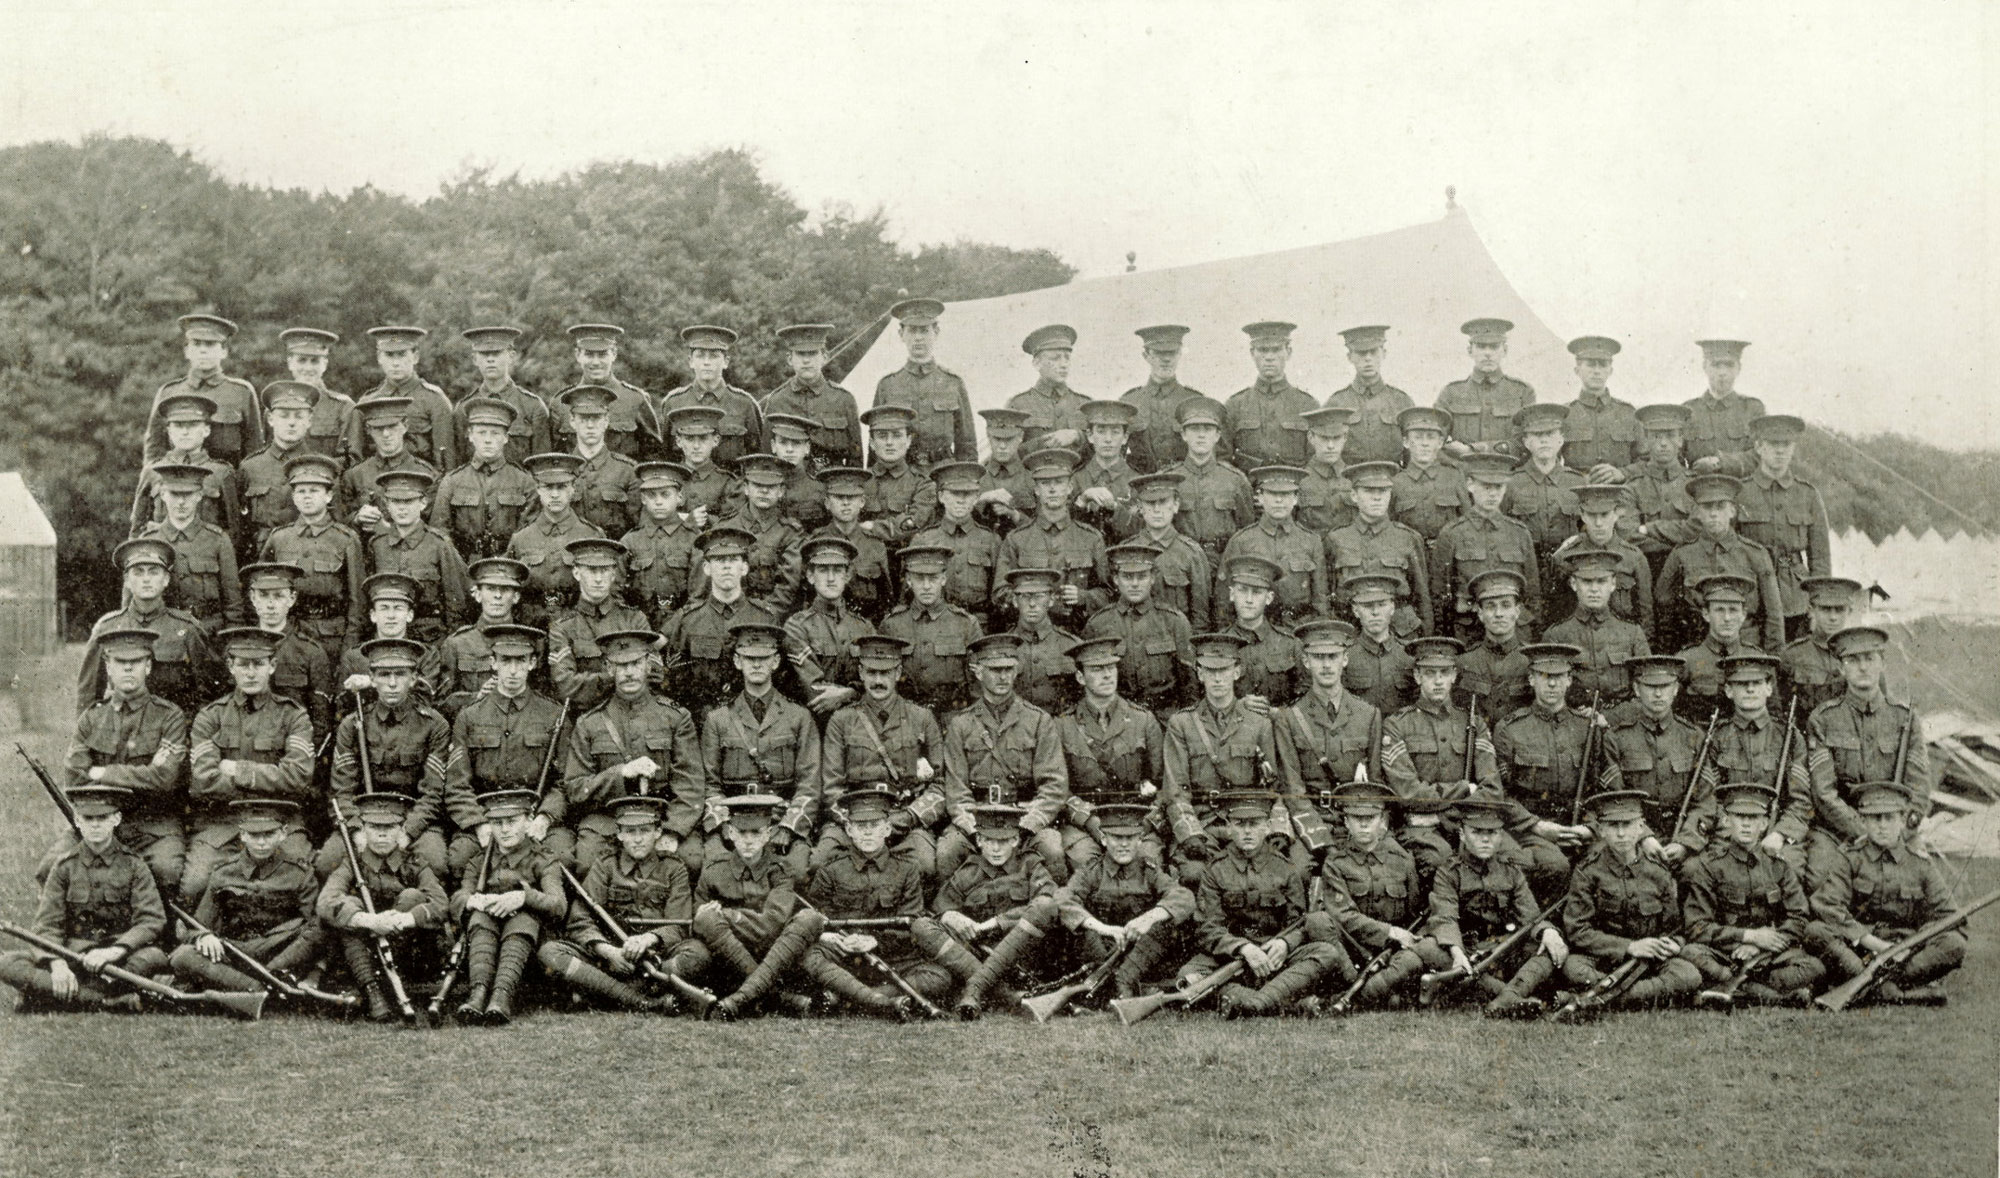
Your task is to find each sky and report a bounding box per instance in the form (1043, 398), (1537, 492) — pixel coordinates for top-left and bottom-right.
(6, 0), (1995, 447)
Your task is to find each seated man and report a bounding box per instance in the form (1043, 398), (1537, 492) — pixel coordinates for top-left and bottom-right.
(692, 795), (826, 1021)
(169, 799), (324, 1003)
(935, 804), (1063, 1020)
(1809, 782), (1965, 1006)
(315, 791), (449, 1021)
(1424, 796), (1566, 1019)
(1553, 790), (1709, 1018)
(450, 788), (567, 1025)
(1315, 782), (1450, 1013)
(1050, 802), (1193, 1002)
(1177, 791), (1339, 1018)
(1681, 783), (1827, 1007)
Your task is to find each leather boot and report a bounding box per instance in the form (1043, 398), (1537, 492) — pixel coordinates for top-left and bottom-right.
(957, 920), (1045, 1019)
(715, 911), (822, 1020)
(456, 926), (498, 1023)
(340, 935), (396, 1022)
(1217, 981), (1268, 1018)
(543, 945), (670, 1013)
(482, 935), (534, 1025)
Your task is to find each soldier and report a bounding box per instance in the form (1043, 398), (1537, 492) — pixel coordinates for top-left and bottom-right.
(706, 453), (803, 614)
(1561, 336), (1641, 477)
(1654, 474), (1786, 653)
(315, 790), (449, 1021)
(559, 385), (642, 538)
(667, 404), (740, 526)
(240, 561), (335, 739)
(1223, 321), (1315, 468)
(1803, 625), (1929, 890)
(1160, 632), (1290, 881)
(908, 461), (1002, 625)
(1437, 317), (1534, 458)
(1218, 555), (1301, 710)
(1600, 655), (1710, 867)
(1382, 637), (1498, 890)
(972, 407), (1035, 534)
(660, 325), (760, 469)
(323, 636), (461, 879)
(659, 527), (775, 720)
(339, 573), (426, 689)
(368, 469), (469, 646)
(560, 630), (703, 875)
(1126, 472), (1211, 626)
(1179, 790), (1340, 1017)
(0, 784), (168, 1012)
(1502, 403), (1584, 573)
(79, 539), (223, 718)
(1783, 576), (1861, 715)
(782, 535), (874, 713)
(239, 381), (321, 555)
(811, 468), (891, 621)
(340, 397), (439, 534)
(857, 404), (938, 547)
(1541, 547), (1651, 701)
(872, 297), (975, 469)
(762, 323), (861, 469)
(351, 326), (459, 475)
(1056, 637), (1168, 873)
(137, 461), (244, 631)
(428, 558), (534, 722)
(1702, 653), (1813, 866)
(144, 313), (264, 467)
(168, 798), (324, 1000)
(700, 622), (821, 880)
(1296, 407), (1358, 535)
(538, 794), (705, 1015)
(1622, 403), (1698, 569)
(814, 635), (947, 880)
(767, 413), (830, 532)
(277, 327), (356, 463)
(130, 393), (241, 546)
(1007, 323), (1089, 451)
(1389, 406), (1466, 545)
(184, 628), (316, 905)
(1547, 484), (1653, 634)
(261, 453), (366, 659)
(1120, 324), (1214, 474)
(1074, 399), (1141, 540)
(560, 324), (663, 461)
(936, 633), (1071, 887)
(1051, 800), (1193, 1000)
(692, 793), (826, 1021)
(547, 538), (655, 713)
(1553, 789), (1708, 1016)
(1004, 568), (1082, 717)
(1342, 573), (1417, 717)
(436, 399), (539, 561)
(1219, 464), (1326, 627)
(442, 624), (570, 874)
(1675, 573), (1768, 721)
(1323, 324), (1414, 466)
(455, 326), (553, 467)
(621, 461), (700, 628)
(1682, 782), (1827, 1007)
(1424, 795), (1566, 1018)
(1273, 617), (1420, 852)
(1733, 414), (1832, 642)
(994, 447), (1110, 634)
(449, 786), (568, 1024)
(507, 451), (605, 626)
(1431, 452), (1538, 642)
(1489, 643), (1611, 898)
(1083, 544), (1193, 717)
(935, 802), (1066, 1018)
(1314, 781), (1452, 1012)
(877, 545), (982, 719)
(1327, 461), (1431, 637)
(1683, 339), (1765, 467)
(1163, 398), (1255, 562)
(1456, 569), (1533, 717)
(54, 629), (189, 896)
(1810, 781), (1964, 1005)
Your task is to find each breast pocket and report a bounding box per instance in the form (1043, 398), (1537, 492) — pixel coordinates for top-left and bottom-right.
(1142, 636), (1177, 658)
(1782, 496), (1816, 528)
(688, 634), (724, 660)
(465, 726), (502, 753)
(183, 551), (221, 576)
(492, 489), (529, 531)
(1233, 407), (1262, 432)
(1509, 483), (1546, 513)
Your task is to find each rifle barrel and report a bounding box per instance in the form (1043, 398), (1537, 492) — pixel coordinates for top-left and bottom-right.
(0, 920), (265, 1019)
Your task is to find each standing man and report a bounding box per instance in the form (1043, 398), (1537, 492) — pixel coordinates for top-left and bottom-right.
(763, 323), (861, 470)
(1322, 324), (1413, 466)
(78, 539), (223, 719)
(936, 633), (1070, 885)
(1803, 625), (1931, 891)
(1732, 414), (1831, 643)
(1163, 399), (1255, 563)
(239, 381), (319, 556)
(559, 385), (643, 538)
(1684, 339), (1765, 467)
(260, 454), (366, 659)
(1120, 324), (1214, 473)
(872, 297), (975, 469)
(1224, 321), (1316, 468)
(1009, 324), (1090, 452)
(907, 461), (1003, 625)
(659, 325), (760, 469)
(351, 326), (460, 475)
(1437, 318), (1535, 457)
(1782, 576), (1862, 715)
(145, 313), (263, 468)
(456, 326), (553, 467)
(278, 327), (355, 463)
(1220, 464), (1328, 627)
(560, 324), (663, 461)
(1561, 336), (1640, 477)
(993, 448), (1111, 634)
(57, 628), (190, 898)
(435, 400), (539, 561)
(1502, 403), (1586, 577)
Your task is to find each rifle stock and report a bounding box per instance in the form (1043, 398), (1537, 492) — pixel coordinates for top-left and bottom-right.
(1022, 936), (1135, 1023)
(559, 864), (717, 1016)
(1891, 707), (1915, 789)
(1696, 949), (1773, 1005)
(167, 903), (359, 1011)
(18, 745), (79, 836)
(1815, 887), (2000, 1011)
(427, 840), (494, 1025)
(1570, 692), (1602, 825)
(1674, 710), (1723, 839)
(0, 920), (265, 1019)
(1111, 919), (1303, 1026)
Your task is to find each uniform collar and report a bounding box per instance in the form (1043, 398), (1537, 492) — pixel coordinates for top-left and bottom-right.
(901, 360), (934, 379)
(1253, 377), (1293, 396)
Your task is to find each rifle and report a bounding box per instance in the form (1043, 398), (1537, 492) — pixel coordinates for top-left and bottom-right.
(1890, 706), (1915, 788)
(1695, 949), (1773, 1007)
(558, 864), (717, 1016)
(1673, 709), (1724, 839)
(1462, 699), (1479, 790)
(337, 691), (419, 1023)
(627, 915), (912, 932)
(0, 920), (265, 1020)
(426, 840), (492, 1026)
(1570, 691), (1602, 825)
(1816, 887), (2000, 1012)
(166, 902), (360, 1012)
(1773, 696), (1799, 801)
(1322, 905), (1431, 1017)
(1021, 936), (1136, 1023)
(1420, 896), (1571, 988)
(534, 696), (573, 814)
(17, 744), (76, 834)
(861, 948), (946, 1019)
(1110, 919), (1304, 1026)
(1549, 955), (1650, 1022)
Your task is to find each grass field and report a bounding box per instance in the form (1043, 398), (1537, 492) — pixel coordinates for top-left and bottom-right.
(2, 629), (1997, 1178)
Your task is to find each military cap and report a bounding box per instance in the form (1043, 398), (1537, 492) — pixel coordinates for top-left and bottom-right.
(898, 544), (952, 576)
(802, 536), (858, 566)
(776, 323), (835, 351)
(1750, 414), (1805, 442)
(1459, 452), (1517, 485)
(565, 536), (629, 568)
(889, 298), (945, 326)
(1217, 789), (1277, 819)
(229, 798), (299, 832)
(1720, 652), (1782, 682)
(560, 384), (619, 414)
(734, 452), (790, 486)
(1175, 398), (1225, 428)
(67, 784), (134, 817)
(158, 392), (217, 424)
(813, 465), (871, 495)
(764, 413), (819, 442)
(680, 325), (738, 351)
(1409, 636), (1464, 668)
(366, 325), (427, 350)
(1686, 473), (1742, 505)
(1560, 546), (1621, 577)
(1567, 336), (1622, 360)
(699, 525), (758, 559)
(1242, 321), (1297, 344)
(1134, 324), (1190, 349)
(860, 404), (916, 432)
(1468, 568), (1526, 601)
(1696, 339), (1750, 360)
(855, 634), (912, 668)
(1342, 460), (1400, 489)
(1081, 399), (1138, 428)
(978, 407), (1030, 435)
(1106, 544), (1161, 572)
(1094, 802), (1151, 834)
(1828, 625), (1890, 658)
(364, 571), (420, 604)
(177, 313), (238, 341)
(1339, 324), (1390, 349)
(566, 323), (626, 348)
(839, 787), (899, 821)
(1454, 795), (1514, 828)
(149, 462), (211, 493)
(259, 381), (320, 413)
(95, 628), (160, 659)
(461, 326), (522, 351)
(483, 623), (543, 657)
(282, 453), (340, 487)
(462, 399), (517, 430)
(1622, 654), (1686, 686)
(597, 629), (662, 664)
(1853, 781), (1916, 816)
(1694, 573), (1756, 605)
(355, 792), (415, 823)
(468, 557), (530, 588)
(358, 397), (412, 427)
(968, 631), (1026, 665)
(634, 461), (691, 490)
(1250, 464), (1307, 493)
(240, 561), (303, 590)
(1398, 406), (1452, 436)
(1461, 318), (1514, 343)
(1800, 576), (1864, 607)
(1024, 447), (1081, 477)
(729, 622), (786, 658)
(217, 627), (282, 659)
(716, 794), (783, 827)
(1328, 780), (1399, 813)
(1714, 782), (1777, 816)
(278, 327), (337, 354)
(1191, 631), (1250, 667)
(1635, 403), (1693, 431)
(971, 803), (1027, 835)
(1130, 471), (1184, 501)
(376, 469), (434, 501)
(1521, 642), (1581, 673)
(1294, 618), (1359, 654)
(1022, 324), (1078, 355)
(1225, 554), (1284, 589)
(114, 537), (175, 571)
(523, 452), (585, 483)
(1513, 403), (1569, 434)
(1582, 789), (1649, 822)
(669, 404), (724, 435)
(1573, 483), (1623, 514)
(930, 461), (985, 493)
(360, 636), (426, 670)
(476, 788), (540, 819)
(1004, 567), (1062, 594)
(1065, 636), (1123, 667)
(1303, 406), (1356, 436)
(1344, 573), (1402, 604)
